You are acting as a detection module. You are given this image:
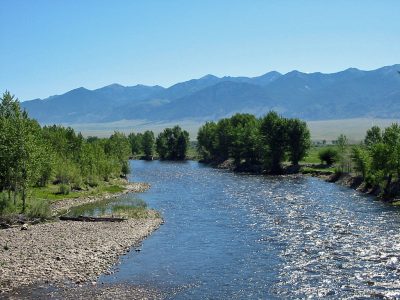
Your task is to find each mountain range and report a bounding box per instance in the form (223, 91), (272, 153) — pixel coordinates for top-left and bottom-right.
(21, 64), (400, 124)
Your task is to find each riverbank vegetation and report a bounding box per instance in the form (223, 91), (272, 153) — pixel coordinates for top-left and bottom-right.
(0, 91), (131, 219)
(280, 122), (400, 200)
(197, 112), (311, 174)
(128, 126), (191, 160)
(349, 124), (400, 198)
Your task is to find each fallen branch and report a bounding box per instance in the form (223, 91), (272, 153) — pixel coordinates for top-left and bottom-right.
(59, 215), (126, 222)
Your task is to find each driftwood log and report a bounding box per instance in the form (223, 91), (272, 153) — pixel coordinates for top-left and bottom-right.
(59, 216), (126, 222)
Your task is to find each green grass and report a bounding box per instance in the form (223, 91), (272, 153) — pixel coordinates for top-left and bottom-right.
(31, 185), (81, 201)
(66, 197), (157, 219)
(31, 182), (125, 202)
(111, 205), (149, 219)
(301, 145), (345, 164)
(98, 184), (125, 194)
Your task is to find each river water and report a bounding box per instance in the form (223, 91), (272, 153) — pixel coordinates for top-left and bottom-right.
(98, 160), (400, 299)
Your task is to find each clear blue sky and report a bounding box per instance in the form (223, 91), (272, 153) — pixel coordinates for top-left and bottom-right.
(1, 0), (399, 100)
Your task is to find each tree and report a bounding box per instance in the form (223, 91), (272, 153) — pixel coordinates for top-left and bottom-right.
(128, 132), (143, 155)
(0, 92), (46, 211)
(351, 146), (371, 179)
(382, 124), (400, 179)
(197, 122), (218, 162)
(286, 118), (311, 166)
(229, 114), (262, 168)
(155, 126), (189, 160)
(364, 126), (382, 148)
(260, 112), (288, 173)
(318, 148), (339, 165)
(176, 128), (190, 160)
(142, 130), (155, 160)
(337, 134), (350, 172)
(215, 118), (233, 162)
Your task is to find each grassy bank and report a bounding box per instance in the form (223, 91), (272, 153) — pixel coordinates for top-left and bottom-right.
(0, 179), (128, 223)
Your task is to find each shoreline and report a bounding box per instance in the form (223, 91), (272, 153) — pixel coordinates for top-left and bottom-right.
(208, 159), (396, 203)
(0, 182), (163, 297)
(51, 182), (151, 215)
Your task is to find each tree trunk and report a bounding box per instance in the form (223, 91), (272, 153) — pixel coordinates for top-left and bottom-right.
(22, 187), (26, 213)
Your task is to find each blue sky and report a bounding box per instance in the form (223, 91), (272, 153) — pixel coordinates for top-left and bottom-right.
(1, 0), (399, 100)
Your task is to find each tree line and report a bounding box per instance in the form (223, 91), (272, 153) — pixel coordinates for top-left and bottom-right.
(0, 91), (131, 213)
(196, 112), (311, 173)
(0, 91), (193, 214)
(128, 125), (190, 160)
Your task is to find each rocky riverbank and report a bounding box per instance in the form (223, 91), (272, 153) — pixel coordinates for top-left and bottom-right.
(0, 216), (162, 295)
(0, 181), (163, 298)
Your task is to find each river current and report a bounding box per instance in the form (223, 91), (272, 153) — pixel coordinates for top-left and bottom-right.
(98, 160), (400, 299)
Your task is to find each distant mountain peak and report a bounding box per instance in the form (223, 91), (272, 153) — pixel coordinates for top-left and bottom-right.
(20, 63), (400, 124)
(104, 83), (124, 88)
(200, 74), (219, 80)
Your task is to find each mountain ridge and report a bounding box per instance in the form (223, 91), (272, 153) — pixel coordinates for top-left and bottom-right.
(21, 64), (400, 124)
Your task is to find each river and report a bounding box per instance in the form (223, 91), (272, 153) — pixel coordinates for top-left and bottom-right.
(97, 160), (400, 299)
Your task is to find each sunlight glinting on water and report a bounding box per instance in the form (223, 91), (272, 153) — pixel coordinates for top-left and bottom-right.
(98, 161), (400, 299)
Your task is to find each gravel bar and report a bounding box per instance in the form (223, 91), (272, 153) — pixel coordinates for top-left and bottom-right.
(0, 182), (162, 298)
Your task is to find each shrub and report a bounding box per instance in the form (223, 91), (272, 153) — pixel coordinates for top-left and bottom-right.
(0, 193), (9, 215)
(318, 148), (339, 165)
(27, 200), (51, 220)
(58, 184), (71, 195)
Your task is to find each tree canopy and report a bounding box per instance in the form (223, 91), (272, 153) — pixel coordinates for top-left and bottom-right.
(196, 112), (311, 174)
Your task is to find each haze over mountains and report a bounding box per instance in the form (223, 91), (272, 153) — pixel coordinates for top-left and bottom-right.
(22, 64), (400, 124)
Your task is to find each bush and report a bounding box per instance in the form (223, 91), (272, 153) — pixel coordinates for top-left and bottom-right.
(0, 193), (9, 215)
(58, 184), (71, 195)
(27, 200), (51, 220)
(318, 148), (339, 165)
(86, 176), (99, 187)
(121, 161), (131, 177)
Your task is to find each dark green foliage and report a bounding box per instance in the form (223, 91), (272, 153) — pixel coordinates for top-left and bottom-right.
(318, 148), (339, 165)
(156, 126), (189, 160)
(351, 147), (371, 179)
(128, 132), (143, 155)
(364, 126), (382, 148)
(260, 112), (288, 173)
(229, 114), (261, 168)
(286, 118), (311, 166)
(142, 131), (155, 160)
(197, 122), (218, 162)
(197, 112), (311, 174)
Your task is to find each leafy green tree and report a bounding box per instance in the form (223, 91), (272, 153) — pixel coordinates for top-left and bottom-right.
(197, 122), (218, 162)
(155, 126), (189, 160)
(318, 148), (339, 165)
(364, 126), (382, 148)
(215, 118), (233, 162)
(128, 132), (143, 155)
(382, 124), (400, 178)
(0, 92), (46, 211)
(142, 130), (155, 160)
(286, 118), (311, 166)
(260, 112), (288, 173)
(105, 132), (131, 163)
(229, 114), (262, 168)
(175, 128), (190, 160)
(337, 134), (350, 172)
(351, 146), (371, 179)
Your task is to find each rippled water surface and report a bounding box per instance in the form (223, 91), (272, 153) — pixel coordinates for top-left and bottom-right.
(99, 160), (400, 299)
